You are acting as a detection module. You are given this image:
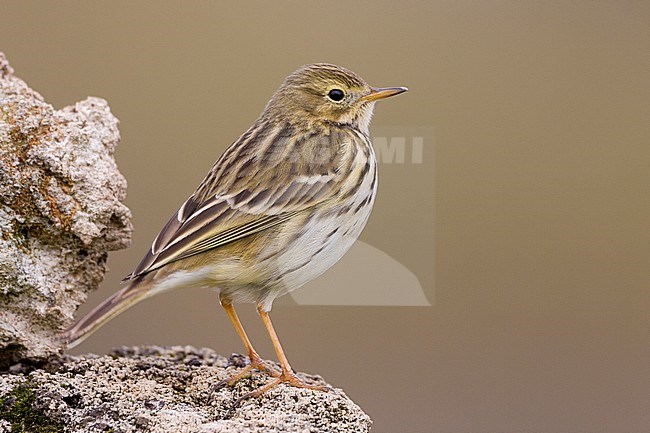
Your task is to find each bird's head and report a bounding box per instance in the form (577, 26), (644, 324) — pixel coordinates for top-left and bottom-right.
(264, 63), (407, 134)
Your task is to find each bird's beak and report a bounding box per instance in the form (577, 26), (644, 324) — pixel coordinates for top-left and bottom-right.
(360, 86), (408, 102)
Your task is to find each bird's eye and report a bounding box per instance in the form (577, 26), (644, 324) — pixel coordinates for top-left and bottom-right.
(327, 89), (345, 102)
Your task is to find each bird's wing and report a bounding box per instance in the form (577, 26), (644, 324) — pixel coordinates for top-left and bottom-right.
(125, 124), (349, 280)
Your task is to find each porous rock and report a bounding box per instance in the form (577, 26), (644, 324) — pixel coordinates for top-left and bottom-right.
(0, 345), (372, 433)
(0, 52), (132, 367)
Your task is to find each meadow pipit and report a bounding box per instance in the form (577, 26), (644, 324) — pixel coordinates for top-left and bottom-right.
(64, 63), (407, 400)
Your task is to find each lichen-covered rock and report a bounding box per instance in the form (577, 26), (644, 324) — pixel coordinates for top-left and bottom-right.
(0, 346), (372, 433)
(0, 52), (132, 368)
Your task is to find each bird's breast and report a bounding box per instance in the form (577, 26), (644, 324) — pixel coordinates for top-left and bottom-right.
(257, 135), (378, 299)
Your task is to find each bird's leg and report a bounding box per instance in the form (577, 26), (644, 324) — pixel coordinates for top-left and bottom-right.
(232, 305), (330, 404)
(213, 301), (279, 391)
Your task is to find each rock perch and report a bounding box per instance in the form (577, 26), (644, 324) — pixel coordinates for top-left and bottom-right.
(1, 346), (371, 433)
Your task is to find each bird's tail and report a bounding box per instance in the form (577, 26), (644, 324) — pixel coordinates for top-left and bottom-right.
(61, 279), (151, 349)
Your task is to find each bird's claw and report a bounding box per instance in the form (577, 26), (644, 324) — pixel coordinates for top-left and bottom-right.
(209, 355), (281, 399)
(226, 370), (331, 415)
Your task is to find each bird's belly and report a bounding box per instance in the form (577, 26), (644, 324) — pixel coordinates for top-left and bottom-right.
(256, 197), (375, 306)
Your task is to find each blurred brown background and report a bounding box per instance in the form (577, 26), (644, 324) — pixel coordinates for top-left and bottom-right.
(2, 1), (648, 432)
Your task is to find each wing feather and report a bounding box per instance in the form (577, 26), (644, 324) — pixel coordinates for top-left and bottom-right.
(124, 125), (347, 280)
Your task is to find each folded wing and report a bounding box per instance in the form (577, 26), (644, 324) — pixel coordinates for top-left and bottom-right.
(124, 126), (345, 280)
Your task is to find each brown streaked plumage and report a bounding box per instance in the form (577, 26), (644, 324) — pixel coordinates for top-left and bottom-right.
(63, 63), (407, 402)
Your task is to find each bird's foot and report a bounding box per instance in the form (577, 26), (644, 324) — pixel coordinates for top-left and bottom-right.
(230, 370), (331, 412)
(210, 353), (280, 394)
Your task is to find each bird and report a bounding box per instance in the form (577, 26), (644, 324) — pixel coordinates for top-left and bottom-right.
(63, 63), (407, 400)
